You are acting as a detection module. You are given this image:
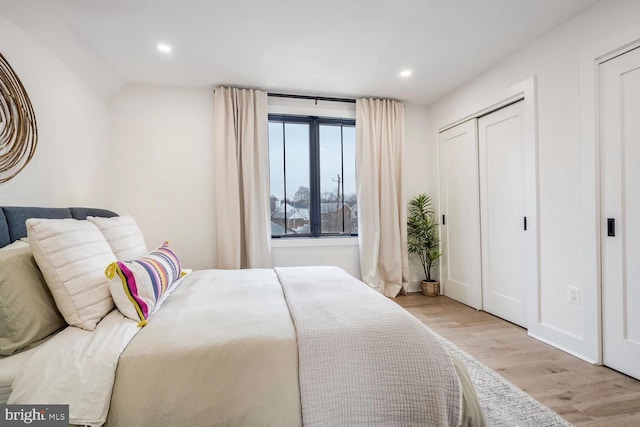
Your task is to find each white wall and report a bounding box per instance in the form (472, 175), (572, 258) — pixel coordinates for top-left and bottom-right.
(0, 13), (112, 207)
(425, 0), (640, 362)
(271, 237), (361, 278)
(108, 84), (216, 270)
(404, 104), (433, 291)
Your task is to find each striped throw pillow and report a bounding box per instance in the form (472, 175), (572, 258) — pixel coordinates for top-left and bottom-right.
(105, 242), (182, 326)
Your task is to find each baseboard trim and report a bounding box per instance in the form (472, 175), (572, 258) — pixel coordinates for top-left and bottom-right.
(528, 330), (599, 364)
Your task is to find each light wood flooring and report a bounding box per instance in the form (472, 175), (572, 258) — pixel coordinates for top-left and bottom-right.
(394, 294), (640, 426)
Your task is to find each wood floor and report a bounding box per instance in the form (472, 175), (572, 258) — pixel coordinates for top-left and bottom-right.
(394, 294), (640, 426)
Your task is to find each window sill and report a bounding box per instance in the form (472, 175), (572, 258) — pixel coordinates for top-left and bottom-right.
(271, 236), (359, 248)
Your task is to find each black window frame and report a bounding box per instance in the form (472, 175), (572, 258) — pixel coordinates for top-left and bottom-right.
(269, 114), (357, 238)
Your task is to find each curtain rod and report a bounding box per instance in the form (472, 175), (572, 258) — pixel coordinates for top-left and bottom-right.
(268, 92), (356, 104)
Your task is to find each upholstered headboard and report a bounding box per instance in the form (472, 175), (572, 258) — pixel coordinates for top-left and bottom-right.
(0, 207), (118, 247)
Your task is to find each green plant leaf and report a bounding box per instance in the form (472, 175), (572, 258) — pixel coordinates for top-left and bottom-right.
(407, 193), (442, 281)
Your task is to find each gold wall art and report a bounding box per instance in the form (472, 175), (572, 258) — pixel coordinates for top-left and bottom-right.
(0, 52), (37, 183)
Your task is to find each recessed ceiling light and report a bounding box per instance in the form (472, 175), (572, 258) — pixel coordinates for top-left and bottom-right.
(399, 69), (413, 78)
(157, 43), (172, 53)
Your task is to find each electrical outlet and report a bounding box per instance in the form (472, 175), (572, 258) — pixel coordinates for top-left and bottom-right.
(567, 286), (580, 305)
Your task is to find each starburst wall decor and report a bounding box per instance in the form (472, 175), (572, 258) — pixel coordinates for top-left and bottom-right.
(0, 52), (37, 183)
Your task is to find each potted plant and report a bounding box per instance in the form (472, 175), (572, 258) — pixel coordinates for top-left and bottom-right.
(407, 193), (443, 296)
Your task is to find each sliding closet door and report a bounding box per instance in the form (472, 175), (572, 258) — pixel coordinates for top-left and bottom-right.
(478, 101), (531, 328)
(600, 46), (640, 380)
(439, 119), (482, 309)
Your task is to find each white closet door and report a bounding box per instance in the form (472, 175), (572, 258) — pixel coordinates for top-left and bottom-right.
(439, 119), (482, 309)
(601, 46), (640, 380)
(478, 101), (530, 328)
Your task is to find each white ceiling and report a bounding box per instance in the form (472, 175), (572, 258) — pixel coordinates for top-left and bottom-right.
(0, 0), (598, 105)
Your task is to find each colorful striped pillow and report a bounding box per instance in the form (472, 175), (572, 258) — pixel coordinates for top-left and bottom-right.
(105, 242), (182, 326)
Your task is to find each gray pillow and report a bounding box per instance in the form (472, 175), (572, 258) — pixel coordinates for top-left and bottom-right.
(0, 245), (66, 355)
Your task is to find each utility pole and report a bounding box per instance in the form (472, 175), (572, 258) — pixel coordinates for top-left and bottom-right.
(331, 173), (343, 231)
(331, 173), (342, 203)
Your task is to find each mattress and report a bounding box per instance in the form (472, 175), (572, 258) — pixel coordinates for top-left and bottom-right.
(0, 345), (40, 403)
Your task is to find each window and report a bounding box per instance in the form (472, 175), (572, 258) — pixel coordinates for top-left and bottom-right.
(269, 115), (357, 237)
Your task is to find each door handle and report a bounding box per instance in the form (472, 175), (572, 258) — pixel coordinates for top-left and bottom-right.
(607, 218), (615, 237)
(523, 216), (527, 231)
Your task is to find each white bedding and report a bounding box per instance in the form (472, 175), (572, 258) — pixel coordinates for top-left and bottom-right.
(106, 268), (301, 427)
(0, 345), (40, 404)
(9, 310), (141, 426)
(8, 271), (191, 426)
(9, 267), (479, 427)
(276, 266), (462, 426)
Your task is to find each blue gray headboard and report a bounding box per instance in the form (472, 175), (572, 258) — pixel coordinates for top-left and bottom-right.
(0, 207), (118, 247)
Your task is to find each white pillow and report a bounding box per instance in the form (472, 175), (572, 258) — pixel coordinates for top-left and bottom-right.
(87, 215), (147, 260)
(27, 218), (116, 331)
(0, 240), (30, 251)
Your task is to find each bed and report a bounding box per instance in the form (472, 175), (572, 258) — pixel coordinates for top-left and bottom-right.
(0, 206), (485, 427)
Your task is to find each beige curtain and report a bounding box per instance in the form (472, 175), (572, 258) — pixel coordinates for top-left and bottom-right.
(356, 98), (408, 297)
(213, 87), (271, 269)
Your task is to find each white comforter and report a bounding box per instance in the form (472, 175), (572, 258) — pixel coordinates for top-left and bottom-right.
(106, 269), (301, 427)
